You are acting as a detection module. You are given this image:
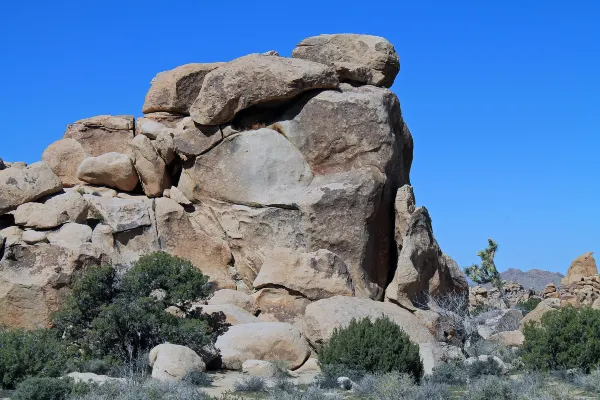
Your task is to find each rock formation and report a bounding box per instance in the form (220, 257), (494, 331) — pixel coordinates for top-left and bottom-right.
(0, 33), (469, 372)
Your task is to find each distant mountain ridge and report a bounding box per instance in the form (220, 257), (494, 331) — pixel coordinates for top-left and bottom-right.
(469, 268), (564, 291)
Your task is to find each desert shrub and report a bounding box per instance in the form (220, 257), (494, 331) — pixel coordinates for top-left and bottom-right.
(11, 377), (93, 400)
(516, 298), (542, 316)
(429, 362), (468, 385)
(120, 251), (211, 306)
(182, 370), (212, 387)
(314, 363), (365, 389)
(360, 372), (451, 400)
(51, 252), (223, 365)
(466, 357), (505, 378)
(233, 376), (267, 392)
(269, 386), (342, 400)
(318, 316), (424, 382)
(0, 329), (70, 389)
(70, 379), (207, 400)
(573, 369), (600, 394)
(465, 375), (515, 400)
(522, 306), (600, 372)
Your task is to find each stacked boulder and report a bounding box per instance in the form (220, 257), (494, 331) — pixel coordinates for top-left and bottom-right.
(0, 34), (469, 373)
(541, 252), (600, 308)
(469, 282), (539, 310)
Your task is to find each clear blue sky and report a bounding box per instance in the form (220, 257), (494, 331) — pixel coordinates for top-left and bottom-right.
(1, 1), (598, 274)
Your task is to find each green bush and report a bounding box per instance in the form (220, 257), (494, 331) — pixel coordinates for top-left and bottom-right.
(466, 357), (504, 378)
(522, 306), (600, 372)
(11, 377), (93, 400)
(51, 252), (223, 365)
(318, 316), (424, 382)
(121, 251), (211, 305)
(516, 298), (542, 315)
(429, 362), (468, 385)
(0, 329), (70, 389)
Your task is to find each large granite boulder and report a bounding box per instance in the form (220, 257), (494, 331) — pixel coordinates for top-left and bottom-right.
(63, 115), (135, 156)
(0, 162), (62, 216)
(193, 304), (260, 325)
(207, 289), (257, 314)
(562, 252), (598, 284)
(189, 54), (339, 125)
(171, 117), (223, 157)
(77, 153), (139, 192)
(130, 135), (170, 197)
(143, 63), (224, 115)
(0, 243), (103, 328)
(292, 34), (400, 88)
(277, 84), (409, 180)
(253, 248), (354, 300)
(84, 195), (152, 233)
(14, 192), (88, 229)
(149, 343), (205, 382)
(215, 322), (310, 370)
(42, 138), (89, 187)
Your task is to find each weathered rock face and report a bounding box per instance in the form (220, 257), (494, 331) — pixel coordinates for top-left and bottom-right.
(562, 252), (598, 285)
(386, 186), (468, 310)
(194, 304), (260, 325)
(179, 128), (313, 207)
(77, 153), (139, 192)
(208, 289), (257, 315)
(0, 162), (63, 216)
(189, 54), (339, 125)
(42, 139), (89, 187)
(14, 192), (88, 229)
(130, 135), (171, 197)
(215, 322), (310, 370)
(0, 243), (103, 328)
(254, 248), (354, 300)
(520, 298), (560, 329)
(292, 34), (400, 88)
(143, 63), (224, 115)
(63, 115), (135, 157)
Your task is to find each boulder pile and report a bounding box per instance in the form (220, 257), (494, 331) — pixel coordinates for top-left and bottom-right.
(542, 252), (600, 308)
(469, 282), (539, 310)
(0, 34), (469, 373)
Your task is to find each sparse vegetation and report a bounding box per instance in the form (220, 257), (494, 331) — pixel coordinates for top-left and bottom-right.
(233, 376), (267, 393)
(318, 316), (424, 382)
(516, 298), (542, 315)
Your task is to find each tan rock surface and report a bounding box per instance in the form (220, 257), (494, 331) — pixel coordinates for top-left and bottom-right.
(63, 115), (134, 156)
(0, 162), (63, 216)
(42, 138), (89, 187)
(562, 252), (598, 284)
(253, 248), (354, 300)
(130, 135), (170, 197)
(77, 153), (138, 192)
(143, 63), (224, 114)
(149, 343), (206, 381)
(292, 34), (400, 87)
(215, 322), (310, 370)
(208, 289), (256, 314)
(190, 54), (338, 125)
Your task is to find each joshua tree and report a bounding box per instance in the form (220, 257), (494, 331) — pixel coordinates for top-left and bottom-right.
(465, 239), (508, 307)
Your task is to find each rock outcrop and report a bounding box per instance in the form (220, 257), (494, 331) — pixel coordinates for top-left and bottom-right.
(292, 34), (400, 88)
(385, 186), (468, 310)
(562, 252), (598, 285)
(0, 33), (470, 376)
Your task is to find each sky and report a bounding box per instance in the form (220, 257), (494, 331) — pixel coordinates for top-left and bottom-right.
(1, 1), (598, 274)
